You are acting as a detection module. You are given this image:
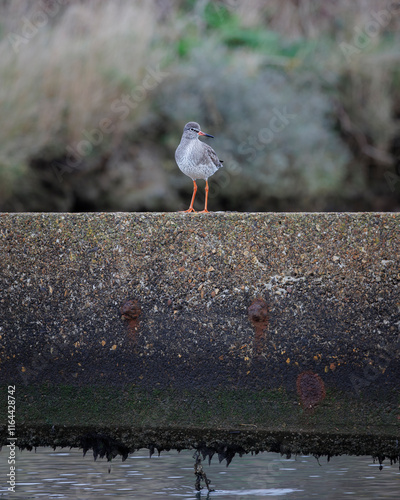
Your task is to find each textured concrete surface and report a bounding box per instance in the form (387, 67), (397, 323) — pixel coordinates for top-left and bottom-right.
(0, 212), (399, 463)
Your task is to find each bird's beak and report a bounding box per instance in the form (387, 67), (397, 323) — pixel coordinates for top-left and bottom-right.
(198, 131), (214, 138)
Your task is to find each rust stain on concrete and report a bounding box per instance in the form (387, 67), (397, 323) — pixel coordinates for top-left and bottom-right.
(120, 299), (141, 342)
(248, 298), (269, 353)
(297, 371), (326, 410)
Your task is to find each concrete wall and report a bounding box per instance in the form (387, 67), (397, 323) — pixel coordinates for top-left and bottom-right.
(0, 213), (399, 463)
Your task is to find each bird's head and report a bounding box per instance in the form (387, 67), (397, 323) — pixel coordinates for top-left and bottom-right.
(183, 122), (214, 140)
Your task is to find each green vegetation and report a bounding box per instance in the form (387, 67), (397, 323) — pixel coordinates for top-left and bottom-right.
(0, 0), (399, 212)
(1, 383), (398, 435)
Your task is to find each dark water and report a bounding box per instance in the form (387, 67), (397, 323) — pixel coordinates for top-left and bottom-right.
(1, 447), (399, 499)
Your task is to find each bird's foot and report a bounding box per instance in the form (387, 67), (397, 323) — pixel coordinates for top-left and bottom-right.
(180, 207), (197, 213)
(197, 209), (210, 214)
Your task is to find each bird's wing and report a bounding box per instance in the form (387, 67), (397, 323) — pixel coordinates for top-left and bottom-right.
(203, 143), (223, 169)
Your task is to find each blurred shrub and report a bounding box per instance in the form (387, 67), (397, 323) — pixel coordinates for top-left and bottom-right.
(0, 0), (398, 211)
(0, 0), (167, 210)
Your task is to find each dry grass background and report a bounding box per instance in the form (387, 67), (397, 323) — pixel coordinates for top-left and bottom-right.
(0, 0), (399, 211)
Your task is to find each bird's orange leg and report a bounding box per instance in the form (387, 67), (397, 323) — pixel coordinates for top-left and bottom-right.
(198, 179), (210, 213)
(181, 180), (197, 213)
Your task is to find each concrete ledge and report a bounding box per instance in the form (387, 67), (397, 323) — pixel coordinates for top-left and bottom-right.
(0, 213), (399, 463)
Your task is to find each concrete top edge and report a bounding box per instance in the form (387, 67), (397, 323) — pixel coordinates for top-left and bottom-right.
(1, 212), (399, 217)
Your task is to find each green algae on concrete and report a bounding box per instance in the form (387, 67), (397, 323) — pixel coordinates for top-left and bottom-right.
(0, 212), (399, 463)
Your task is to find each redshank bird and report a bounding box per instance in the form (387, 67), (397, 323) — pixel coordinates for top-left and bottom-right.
(175, 121), (223, 213)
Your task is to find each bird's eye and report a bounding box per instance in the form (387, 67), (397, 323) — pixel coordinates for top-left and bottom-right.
(190, 128), (198, 132)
